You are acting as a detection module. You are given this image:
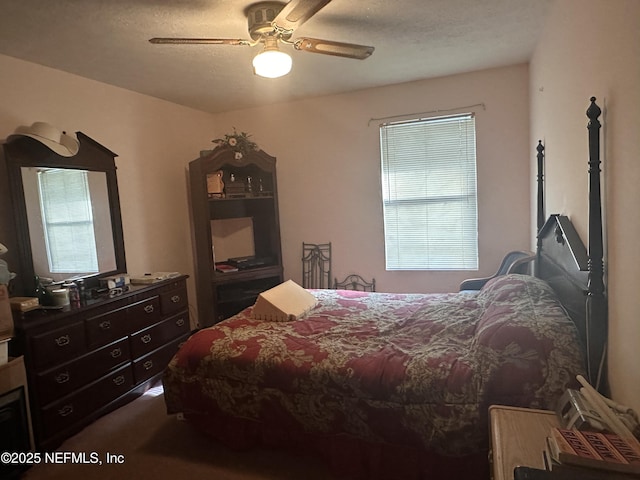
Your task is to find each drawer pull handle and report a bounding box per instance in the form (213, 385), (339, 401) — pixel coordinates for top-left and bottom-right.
(175, 318), (185, 327)
(55, 371), (70, 384)
(99, 320), (111, 330)
(113, 375), (125, 386)
(171, 295), (181, 303)
(144, 305), (155, 314)
(141, 334), (152, 344)
(55, 335), (70, 347)
(58, 405), (74, 417)
(110, 348), (122, 358)
(143, 360), (153, 371)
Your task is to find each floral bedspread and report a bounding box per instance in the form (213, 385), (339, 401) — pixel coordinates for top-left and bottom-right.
(163, 274), (585, 455)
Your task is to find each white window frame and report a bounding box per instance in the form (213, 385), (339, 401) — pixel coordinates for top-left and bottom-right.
(380, 113), (478, 270)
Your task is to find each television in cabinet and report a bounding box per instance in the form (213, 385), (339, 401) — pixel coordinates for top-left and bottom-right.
(189, 147), (283, 327)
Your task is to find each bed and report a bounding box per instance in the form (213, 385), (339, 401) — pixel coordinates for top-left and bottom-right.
(163, 98), (607, 479)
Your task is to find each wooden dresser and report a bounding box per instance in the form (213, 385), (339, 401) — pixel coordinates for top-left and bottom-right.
(11, 275), (190, 450)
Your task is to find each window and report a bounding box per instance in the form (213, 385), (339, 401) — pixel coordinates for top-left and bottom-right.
(38, 169), (99, 273)
(380, 113), (478, 270)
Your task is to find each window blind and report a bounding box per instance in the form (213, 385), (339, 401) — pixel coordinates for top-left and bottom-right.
(380, 114), (478, 270)
(38, 169), (99, 273)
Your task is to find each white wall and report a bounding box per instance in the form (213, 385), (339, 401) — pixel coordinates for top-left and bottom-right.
(214, 64), (532, 293)
(0, 54), (218, 328)
(530, 0), (640, 411)
(1, 56), (532, 323)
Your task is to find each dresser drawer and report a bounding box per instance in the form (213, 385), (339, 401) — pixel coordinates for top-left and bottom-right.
(129, 312), (190, 359)
(133, 334), (189, 384)
(160, 286), (188, 316)
(31, 322), (86, 369)
(40, 363), (134, 439)
(85, 308), (128, 349)
(127, 295), (162, 332)
(36, 338), (131, 406)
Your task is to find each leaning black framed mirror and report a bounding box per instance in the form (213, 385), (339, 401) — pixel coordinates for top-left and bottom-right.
(4, 131), (126, 296)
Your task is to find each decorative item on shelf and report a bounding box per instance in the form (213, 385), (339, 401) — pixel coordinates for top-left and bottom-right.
(206, 170), (225, 198)
(212, 128), (258, 160)
(256, 176), (273, 196)
(224, 172), (248, 198)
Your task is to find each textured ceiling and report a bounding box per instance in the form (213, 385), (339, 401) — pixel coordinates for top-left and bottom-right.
(0, 0), (552, 114)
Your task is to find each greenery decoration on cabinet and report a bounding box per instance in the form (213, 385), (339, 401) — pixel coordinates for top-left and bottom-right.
(189, 145), (283, 327)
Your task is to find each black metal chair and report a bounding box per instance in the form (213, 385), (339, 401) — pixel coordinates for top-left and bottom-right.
(302, 242), (332, 289)
(458, 250), (535, 291)
(334, 274), (376, 292)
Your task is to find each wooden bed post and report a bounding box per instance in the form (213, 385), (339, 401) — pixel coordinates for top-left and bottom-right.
(535, 140), (545, 277)
(536, 140), (545, 233)
(586, 97), (607, 393)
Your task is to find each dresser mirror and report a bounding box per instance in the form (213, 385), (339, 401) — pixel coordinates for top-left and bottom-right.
(20, 167), (117, 282)
(5, 132), (126, 295)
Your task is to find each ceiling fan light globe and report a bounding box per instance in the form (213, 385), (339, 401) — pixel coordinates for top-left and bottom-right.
(252, 50), (292, 78)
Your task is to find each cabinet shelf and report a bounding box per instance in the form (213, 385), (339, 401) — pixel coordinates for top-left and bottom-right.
(189, 147), (283, 327)
(213, 265), (282, 283)
(217, 278), (281, 304)
(209, 195), (274, 202)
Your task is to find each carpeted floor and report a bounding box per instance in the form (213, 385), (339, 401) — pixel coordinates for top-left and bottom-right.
(21, 385), (336, 480)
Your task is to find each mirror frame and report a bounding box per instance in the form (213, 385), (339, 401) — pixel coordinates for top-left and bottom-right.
(5, 131), (126, 295)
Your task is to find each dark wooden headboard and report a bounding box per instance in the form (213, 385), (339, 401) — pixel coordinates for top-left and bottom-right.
(534, 97), (607, 393)
(537, 215), (589, 360)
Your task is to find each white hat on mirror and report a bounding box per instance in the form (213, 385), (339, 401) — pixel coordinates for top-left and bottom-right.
(8, 121), (79, 157)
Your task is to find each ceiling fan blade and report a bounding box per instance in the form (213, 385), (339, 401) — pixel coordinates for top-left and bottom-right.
(149, 38), (252, 46)
(294, 37), (374, 60)
(272, 0), (332, 33)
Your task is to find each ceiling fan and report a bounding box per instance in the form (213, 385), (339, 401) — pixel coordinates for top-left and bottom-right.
(149, 0), (375, 78)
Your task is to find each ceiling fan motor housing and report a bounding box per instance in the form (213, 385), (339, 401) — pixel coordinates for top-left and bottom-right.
(149, 0), (374, 63)
(247, 2), (287, 40)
